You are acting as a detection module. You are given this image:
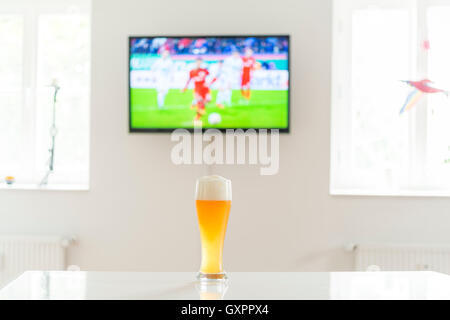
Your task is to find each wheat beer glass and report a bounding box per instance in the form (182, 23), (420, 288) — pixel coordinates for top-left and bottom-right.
(196, 175), (231, 281)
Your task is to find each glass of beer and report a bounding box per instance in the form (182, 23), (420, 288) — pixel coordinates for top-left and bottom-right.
(195, 175), (232, 281)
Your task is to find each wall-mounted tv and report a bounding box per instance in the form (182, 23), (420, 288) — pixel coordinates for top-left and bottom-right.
(129, 35), (290, 132)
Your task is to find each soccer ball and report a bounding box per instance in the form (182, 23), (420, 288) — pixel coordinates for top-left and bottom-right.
(208, 112), (222, 125)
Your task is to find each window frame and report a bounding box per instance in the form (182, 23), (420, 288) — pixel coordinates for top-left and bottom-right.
(0, 0), (90, 189)
(331, 0), (450, 196)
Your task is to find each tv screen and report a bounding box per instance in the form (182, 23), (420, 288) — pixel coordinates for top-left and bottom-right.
(129, 35), (289, 132)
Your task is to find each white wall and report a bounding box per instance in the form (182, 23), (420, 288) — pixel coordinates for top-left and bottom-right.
(1, 0), (449, 272)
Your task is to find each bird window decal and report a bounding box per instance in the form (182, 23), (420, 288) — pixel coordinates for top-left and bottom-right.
(399, 79), (448, 114)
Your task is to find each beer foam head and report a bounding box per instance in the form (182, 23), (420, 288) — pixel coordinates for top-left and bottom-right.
(196, 175), (232, 201)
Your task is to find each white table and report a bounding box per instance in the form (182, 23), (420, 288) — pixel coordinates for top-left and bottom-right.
(1, 271), (449, 300)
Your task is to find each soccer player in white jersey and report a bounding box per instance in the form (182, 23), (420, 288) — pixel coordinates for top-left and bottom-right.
(226, 50), (243, 90)
(152, 49), (174, 108)
(214, 51), (242, 108)
(213, 60), (231, 109)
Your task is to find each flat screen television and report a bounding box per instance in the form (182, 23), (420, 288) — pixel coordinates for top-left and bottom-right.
(129, 35), (290, 132)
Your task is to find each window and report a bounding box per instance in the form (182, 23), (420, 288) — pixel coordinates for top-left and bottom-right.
(0, 0), (90, 189)
(331, 0), (450, 196)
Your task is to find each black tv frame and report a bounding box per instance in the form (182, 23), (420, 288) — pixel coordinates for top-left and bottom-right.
(128, 35), (290, 133)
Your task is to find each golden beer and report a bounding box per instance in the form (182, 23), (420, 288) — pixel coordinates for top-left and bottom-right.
(195, 175), (232, 281)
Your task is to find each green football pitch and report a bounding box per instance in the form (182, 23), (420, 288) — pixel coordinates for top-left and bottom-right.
(130, 88), (288, 129)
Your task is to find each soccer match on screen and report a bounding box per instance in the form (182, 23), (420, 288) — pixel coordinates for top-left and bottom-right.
(129, 36), (289, 130)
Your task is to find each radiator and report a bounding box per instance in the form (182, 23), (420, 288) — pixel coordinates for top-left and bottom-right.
(354, 244), (450, 274)
(0, 235), (73, 288)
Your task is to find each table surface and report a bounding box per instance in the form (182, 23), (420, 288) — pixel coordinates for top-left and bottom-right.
(1, 271), (449, 300)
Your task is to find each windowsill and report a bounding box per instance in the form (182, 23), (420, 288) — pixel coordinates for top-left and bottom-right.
(0, 183), (89, 191)
(330, 188), (450, 198)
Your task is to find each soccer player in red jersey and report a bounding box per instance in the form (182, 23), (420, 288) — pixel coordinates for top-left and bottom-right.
(241, 47), (256, 101)
(182, 58), (213, 122)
